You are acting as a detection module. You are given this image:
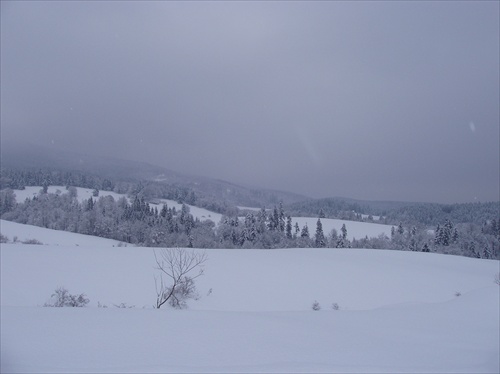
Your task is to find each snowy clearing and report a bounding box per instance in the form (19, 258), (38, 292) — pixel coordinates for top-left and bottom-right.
(1, 222), (498, 373)
(291, 216), (392, 241)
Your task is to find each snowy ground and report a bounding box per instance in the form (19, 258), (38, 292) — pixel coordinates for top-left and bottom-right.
(291, 216), (391, 241)
(1, 221), (499, 373)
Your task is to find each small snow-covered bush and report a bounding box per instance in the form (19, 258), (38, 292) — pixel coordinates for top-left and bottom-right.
(22, 238), (43, 245)
(167, 276), (199, 309)
(44, 287), (89, 307)
(332, 302), (340, 310)
(312, 300), (321, 311)
(495, 273), (500, 286)
(0, 234), (8, 243)
(455, 291), (462, 297)
(113, 303), (135, 308)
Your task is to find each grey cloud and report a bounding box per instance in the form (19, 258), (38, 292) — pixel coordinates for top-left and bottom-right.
(1, 1), (498, 203)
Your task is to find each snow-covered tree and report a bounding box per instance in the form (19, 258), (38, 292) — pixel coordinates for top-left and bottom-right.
(315, 219), (326, 247)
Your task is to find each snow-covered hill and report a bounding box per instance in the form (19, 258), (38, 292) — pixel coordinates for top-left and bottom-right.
(1, 222), (498, 373)
(11, 186), (223, 224)
(10, 186), (393, 240)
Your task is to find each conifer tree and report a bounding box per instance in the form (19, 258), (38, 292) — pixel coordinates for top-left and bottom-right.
(397, 222), (404, 235)
(341, 224), (348, 240)
(301, 223), (310, 238)
(286, 216), (293, 239)
(294, 222), (300, 234)
(315, 219), (326, 247)
(278, 201), (285, 232)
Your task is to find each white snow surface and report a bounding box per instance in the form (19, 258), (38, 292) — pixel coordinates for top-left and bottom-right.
(1, 221), (499, 373)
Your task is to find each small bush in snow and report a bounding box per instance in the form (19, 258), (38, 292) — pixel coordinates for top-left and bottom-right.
(44, 287), (89, 307)
(165, 276), (199, 309)
(494, 273), (500, 286)
(113, 303), (135, 308)
(97, 301), (108, 308)
(22, 238), (43, 245)
(312, 300), (321, 311)
(0, 234), (8, 243)
(332, 302), (340, 310)
(154, 248), (207, 309)
(455, 291), (462, 297)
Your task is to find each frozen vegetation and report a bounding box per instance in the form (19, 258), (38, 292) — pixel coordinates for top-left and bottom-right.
(2, 183), (498, 258)
(1, 221), (499, 373)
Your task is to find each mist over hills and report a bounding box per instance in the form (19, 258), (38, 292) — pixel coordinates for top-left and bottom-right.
(2, 141), (498, 224)
(1, 141), (308, 207)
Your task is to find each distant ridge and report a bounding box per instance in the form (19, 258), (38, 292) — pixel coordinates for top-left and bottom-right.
(0, 141), (309, 207)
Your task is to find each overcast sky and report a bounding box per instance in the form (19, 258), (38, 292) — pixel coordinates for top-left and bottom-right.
(1, 1), (499, 203)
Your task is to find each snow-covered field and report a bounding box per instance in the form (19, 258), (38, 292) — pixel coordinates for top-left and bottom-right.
(1, 221), (499, 373)
(291, 216), (391, 241)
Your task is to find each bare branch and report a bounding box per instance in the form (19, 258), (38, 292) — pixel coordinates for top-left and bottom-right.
(153, 248), (207, 309)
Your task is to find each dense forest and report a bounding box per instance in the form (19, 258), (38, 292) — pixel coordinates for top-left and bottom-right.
(0, 167), (498, 259)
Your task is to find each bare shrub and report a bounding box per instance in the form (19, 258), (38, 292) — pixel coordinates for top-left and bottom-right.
(154, 248), (207, 309)
(0, 234), (8, 243)
(113, 303), (135, 308)
(332, 302), (340, 310)
(44, 287), (89, 307)
(22, 238), (43, 245)
(312, 300), (321, 311)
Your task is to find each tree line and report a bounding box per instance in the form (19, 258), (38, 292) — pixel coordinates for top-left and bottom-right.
(1, 186), (498, 259)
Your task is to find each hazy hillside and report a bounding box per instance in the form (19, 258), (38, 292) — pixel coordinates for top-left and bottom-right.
(1, 141), (308, 207)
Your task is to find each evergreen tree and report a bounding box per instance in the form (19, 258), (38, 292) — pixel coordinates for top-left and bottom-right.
(452, 228), (459, 243)
(434, 224), (442, 245)
(341, 224), (348, 240)
(286, 216), (293, 239)
(301, 223), (310, 238)
(397, 222), (404, 235)
(315, 219), (326, 247)
(336, 224), (349, 248)
(86, 198), (94, 211)
(294, 222), (300, 237)
(257, 208), (267, 234)
(318, 208), (325, 218)
(278, 201), (285, 232)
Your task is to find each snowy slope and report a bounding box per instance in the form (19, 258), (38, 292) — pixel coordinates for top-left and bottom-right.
(0, 220), (122, 247)
(11, 186), (223, 223)
(1, 222), (499, 373)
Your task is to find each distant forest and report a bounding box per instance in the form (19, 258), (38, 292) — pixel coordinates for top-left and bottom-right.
(1, 167), (498, 259)
(288, 197), (499, 226)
